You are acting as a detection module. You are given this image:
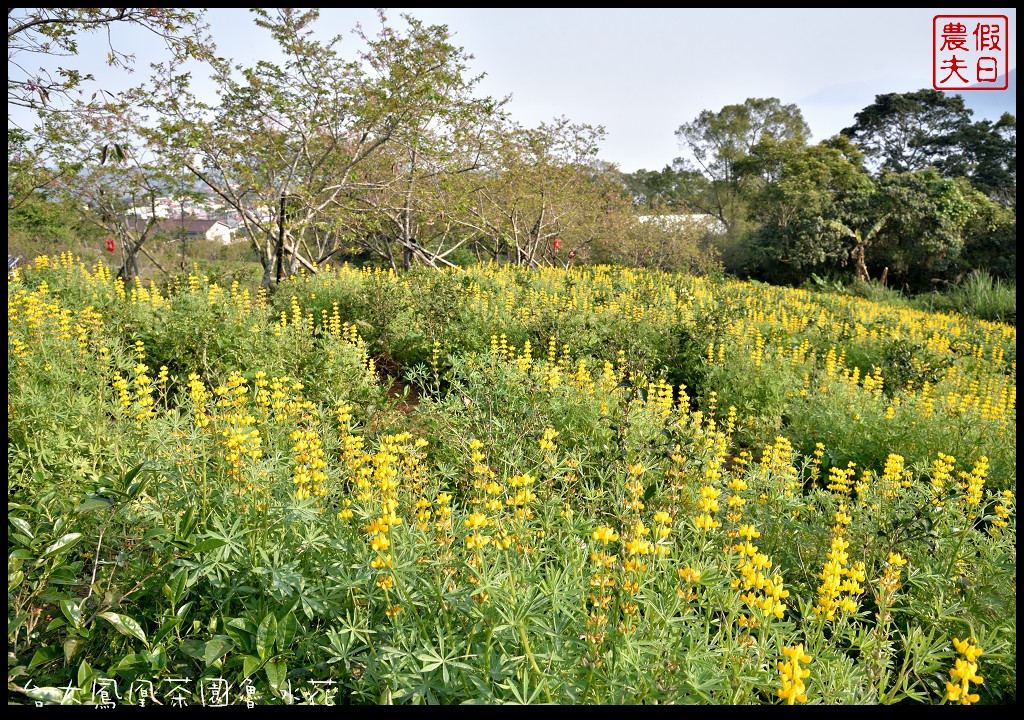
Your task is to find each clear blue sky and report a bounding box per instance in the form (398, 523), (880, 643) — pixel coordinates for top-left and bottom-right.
(9, 8), (1017, 174)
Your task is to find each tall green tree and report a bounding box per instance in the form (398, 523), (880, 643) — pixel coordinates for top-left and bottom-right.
(869, 169), (1000, 290)
(741, 135), (875, 284)
(325, 12), (507, 272)
(594, 213), (722, 275)
(34, 98), (196, 283)
(840, 89), (973, 175)
(956, 199), (1016, 280)
(843, 89), (1015, 209)
(450, 117), (630, 267)
(941, 112), (1016, 208)
(618, 165), (698, 211)
(672, 97), (811, 235)
(146, 9), (499, 285)
(7, 128), (99, 254)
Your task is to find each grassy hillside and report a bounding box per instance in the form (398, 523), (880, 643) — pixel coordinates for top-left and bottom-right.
(8, 254), (1016, 705)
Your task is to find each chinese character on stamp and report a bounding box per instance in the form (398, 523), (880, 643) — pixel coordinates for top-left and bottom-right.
(934, 15), (1009, 90)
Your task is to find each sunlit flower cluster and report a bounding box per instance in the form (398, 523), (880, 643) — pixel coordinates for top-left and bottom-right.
(945, 637), (984, 705)
(876, 551), (908, 608)
(813, 514), (866, 622)
(729, 523), (789, 623)
(777, 644), (812, 704)
(958, 455), (988, 514)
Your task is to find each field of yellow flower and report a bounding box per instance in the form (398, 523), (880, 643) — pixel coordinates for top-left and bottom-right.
(8, 254), (1015, 705)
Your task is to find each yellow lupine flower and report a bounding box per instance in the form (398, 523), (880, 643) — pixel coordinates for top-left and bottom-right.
(464, 513), (488, 530)
(678, 567), (701, 583)
(777, 644), (812, 704)
(952, 637), (983, 663)
(946, 650), (984, 705)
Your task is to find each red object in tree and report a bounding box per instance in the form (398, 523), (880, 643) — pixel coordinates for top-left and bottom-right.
(553, 238), (562, 251)
(105, 238), (116, 252)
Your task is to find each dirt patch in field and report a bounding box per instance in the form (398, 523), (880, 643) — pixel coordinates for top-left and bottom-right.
(387, 377), (420, 415)
(371, 351), (421, 415)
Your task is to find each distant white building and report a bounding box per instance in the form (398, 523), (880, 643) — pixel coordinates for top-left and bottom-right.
(129, 195), (221, 221)
(129, 217), (235, 245)
(636, 214), (727, 235)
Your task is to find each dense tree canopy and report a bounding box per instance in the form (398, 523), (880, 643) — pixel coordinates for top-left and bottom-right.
(673, 98), (810, 233)
(741, 136), (873, 283)
(869, 169), (1000, 288)
(942, 112), (1016, 208)
(840, 89), (1016, 206)
(619, 166), (697, 212)
(840, 89), (973, 175)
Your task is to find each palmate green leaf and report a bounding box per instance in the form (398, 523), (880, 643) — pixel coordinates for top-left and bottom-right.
(497, 667), (546, 704)
(415, 648), (444, 673)
(98, 611), (149, 648)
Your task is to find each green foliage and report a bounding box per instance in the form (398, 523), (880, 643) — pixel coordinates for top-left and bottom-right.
(8, 255), (1015, 705)
(594, 214), (723, 275)
(7, 193), (93, 250)
(672, 97), (810, 245)
(911, 270), (1017, 325)
(941, 112), (1016, 207)
(619, 166), (698, 212)
(877, 339), (952, 398)
(742, 137), (874, 284)
(840, 89), (974, 175)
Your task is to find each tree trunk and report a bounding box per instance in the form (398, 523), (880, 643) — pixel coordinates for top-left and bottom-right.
(260, 261), (275, 289)
(851, 243), (869, 282)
